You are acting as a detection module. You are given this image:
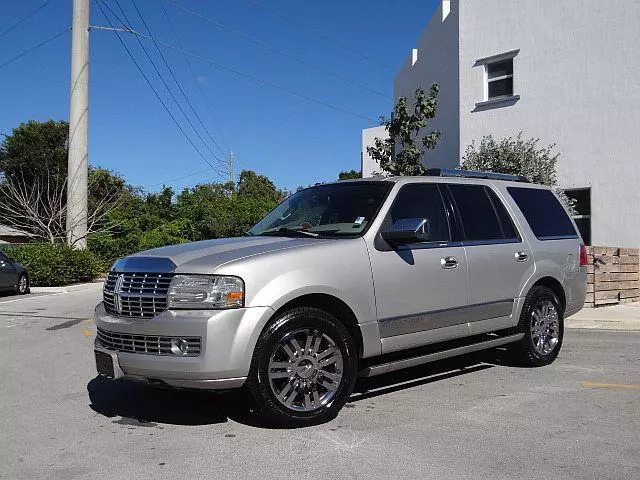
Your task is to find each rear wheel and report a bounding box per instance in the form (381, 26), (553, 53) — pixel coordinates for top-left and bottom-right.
(511, 286), (564, 366)
(245, 307), (358, 427)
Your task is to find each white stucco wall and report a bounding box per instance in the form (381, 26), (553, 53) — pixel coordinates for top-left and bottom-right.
(394, 0), (460, 169)
(361, 125), (388, 177)
(458, 0), (640, 247)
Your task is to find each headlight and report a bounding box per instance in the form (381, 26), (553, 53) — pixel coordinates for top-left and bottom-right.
(167, 275), (244, 309)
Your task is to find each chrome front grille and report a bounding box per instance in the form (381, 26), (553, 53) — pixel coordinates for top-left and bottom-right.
(103, 272), (173, 318)
(96, 327), (201, 356)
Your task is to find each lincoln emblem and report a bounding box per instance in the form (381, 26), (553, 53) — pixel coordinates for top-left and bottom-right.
(113, 274), (125, 315)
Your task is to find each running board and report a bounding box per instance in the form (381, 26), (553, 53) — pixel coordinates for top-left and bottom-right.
(358, 333), (524, 377)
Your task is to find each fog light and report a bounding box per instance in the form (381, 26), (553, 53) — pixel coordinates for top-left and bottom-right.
(170, 338), (189, 356)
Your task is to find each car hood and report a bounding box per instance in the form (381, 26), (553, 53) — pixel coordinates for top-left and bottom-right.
(111, 236), (329, 274)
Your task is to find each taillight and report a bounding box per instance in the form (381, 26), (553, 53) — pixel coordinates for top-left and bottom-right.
(579, 244), (588, 266)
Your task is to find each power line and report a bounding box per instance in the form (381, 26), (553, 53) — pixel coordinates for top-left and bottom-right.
(108, 0), (227, 168)
(144, 167), (213, 188)
(247, 0), (395, 72)
(0, 0), (57, 39)
(159, 0), (231, 154)
(164, 0), (391, 100)
(115, 28), (377, 123)
(129, 0), (229, 158)
(94, 0), (227, 177)
(0, 27), (70, 70)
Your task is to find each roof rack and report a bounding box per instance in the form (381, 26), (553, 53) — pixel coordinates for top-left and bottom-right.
(424, 168), (529, 183)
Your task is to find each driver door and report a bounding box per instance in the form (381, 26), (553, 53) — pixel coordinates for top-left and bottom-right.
(367, 183), (469, 353)
(0, 252), (16, 290)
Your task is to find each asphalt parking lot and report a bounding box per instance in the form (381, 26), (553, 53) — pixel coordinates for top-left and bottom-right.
(1, 287), (639, 480)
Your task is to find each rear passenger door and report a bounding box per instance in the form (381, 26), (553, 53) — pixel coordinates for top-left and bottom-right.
(445, 184), (533, 333)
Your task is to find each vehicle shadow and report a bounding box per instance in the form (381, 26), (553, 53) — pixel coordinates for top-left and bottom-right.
(87, 375), (261, 427)
(350, 351), (497, 402)
(87, 350), (506, 429)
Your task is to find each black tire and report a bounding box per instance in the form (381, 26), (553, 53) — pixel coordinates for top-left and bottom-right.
(245, 307), (358, 427)
(511, 286), (564, 367)
(16, 273), (30, 295)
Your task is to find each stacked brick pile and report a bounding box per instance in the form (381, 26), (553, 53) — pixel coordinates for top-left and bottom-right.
(585, 247), (640, 307)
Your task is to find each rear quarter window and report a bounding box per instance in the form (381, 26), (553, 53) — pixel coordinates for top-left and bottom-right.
(507, 187), (578, 240)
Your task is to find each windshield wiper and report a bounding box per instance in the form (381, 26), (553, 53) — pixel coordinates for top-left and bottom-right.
(261, 227), (319, 238)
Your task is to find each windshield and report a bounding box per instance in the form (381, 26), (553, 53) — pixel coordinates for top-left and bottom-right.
(247, 182), (392, 238)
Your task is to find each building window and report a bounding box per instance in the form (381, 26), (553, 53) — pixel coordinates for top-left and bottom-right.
(564, 188), (591, 245)
(486, 59), (513, 99)
(473, 49), (519, 110)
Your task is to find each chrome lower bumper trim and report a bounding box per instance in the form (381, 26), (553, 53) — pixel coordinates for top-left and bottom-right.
(123, 374), (247, 390)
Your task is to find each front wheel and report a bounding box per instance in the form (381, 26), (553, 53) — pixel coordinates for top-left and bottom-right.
(245, 307), (358, 427)
(511, 286), (564, 367)
(16, 274), (29, 295)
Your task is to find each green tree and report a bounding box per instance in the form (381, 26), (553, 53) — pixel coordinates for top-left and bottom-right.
(366, 84), (441, 176)
(175, 178), (278, 240)
(0, 121), (127, 244)
(237, 169), (282, 202)
(0, 120), (68, 184)
(88, 170), (284, 265)
(88, 168), (127, 209)
(338, 169), (361, 180)
(460, 133), (576, 213)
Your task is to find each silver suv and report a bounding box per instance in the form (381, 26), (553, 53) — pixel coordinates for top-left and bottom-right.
(94, 170), (587, 426)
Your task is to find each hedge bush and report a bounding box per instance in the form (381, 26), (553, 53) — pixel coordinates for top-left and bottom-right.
(1, 243), (102, 287)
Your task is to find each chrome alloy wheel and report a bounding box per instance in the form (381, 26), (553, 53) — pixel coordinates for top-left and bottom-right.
(267, 328), (344, 412)
(530, 299), (560, 355)
(18, 275), (28, 294)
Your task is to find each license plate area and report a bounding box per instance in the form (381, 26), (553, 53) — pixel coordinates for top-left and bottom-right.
(95, 349), (121, 379)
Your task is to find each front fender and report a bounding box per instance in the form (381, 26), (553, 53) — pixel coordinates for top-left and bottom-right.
(213, 238), (381, 357)
(249, 273), (381, 358)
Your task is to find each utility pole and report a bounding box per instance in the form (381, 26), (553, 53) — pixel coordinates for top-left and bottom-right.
(67, 0), (89, 248)
(229, 151), (235, 187)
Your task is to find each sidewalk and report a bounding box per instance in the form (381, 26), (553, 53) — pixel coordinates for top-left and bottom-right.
(30, 281), (103, 294)
(567, 302), (640, 331)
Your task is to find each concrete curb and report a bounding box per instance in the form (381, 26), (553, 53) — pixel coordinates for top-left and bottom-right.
(30, 281), (104, 294)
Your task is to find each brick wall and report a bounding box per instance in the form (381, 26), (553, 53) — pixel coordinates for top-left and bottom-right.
(585, 247), (640, 307)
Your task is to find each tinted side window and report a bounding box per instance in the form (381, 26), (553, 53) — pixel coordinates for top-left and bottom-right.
(449, 184), (503, 241)
(0, 252), (8, 262)
(507, 187), (578, 240)
(388, 184), (450, 242)
(485, 188), (519, 240)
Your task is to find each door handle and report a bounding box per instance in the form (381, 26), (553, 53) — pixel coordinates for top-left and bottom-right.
(515, 251), (529, 262)
(441, 256), (458, 269)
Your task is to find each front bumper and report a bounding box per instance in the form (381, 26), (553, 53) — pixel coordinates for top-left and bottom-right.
(93, 302), (274, 390)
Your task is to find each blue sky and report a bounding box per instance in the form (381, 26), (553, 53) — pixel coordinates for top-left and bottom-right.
(1, 0), (439, 192)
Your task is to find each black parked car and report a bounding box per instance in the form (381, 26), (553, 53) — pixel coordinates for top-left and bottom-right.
(0, 251), (30, 294)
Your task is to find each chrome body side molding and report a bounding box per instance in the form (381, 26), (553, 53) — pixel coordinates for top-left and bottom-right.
(378, 299), (514, 338)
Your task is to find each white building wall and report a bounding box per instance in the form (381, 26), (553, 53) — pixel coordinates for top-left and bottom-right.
(394, 0), (460, 169)
(458, 0), (640, 247)
(361, 126), (388, 177)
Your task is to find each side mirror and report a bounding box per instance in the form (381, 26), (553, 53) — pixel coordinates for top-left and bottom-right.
(380, 218), (430, 246)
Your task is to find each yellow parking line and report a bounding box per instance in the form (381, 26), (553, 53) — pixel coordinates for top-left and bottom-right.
(81, 319), (93, 337)
(582, 382), (640, 390)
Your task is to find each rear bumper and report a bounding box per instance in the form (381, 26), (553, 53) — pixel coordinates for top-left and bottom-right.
(94, 302), (274, 389)
(565, 266), (588, 318)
